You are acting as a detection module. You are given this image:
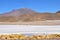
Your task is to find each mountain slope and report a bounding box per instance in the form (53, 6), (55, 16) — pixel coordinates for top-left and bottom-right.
(0, 8), (60, 22)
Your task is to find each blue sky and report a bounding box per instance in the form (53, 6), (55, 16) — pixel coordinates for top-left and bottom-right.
(0, 0), (60, 14)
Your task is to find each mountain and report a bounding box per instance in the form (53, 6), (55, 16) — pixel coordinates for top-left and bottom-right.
(0, 8), (35, 22)
(0, 8), (60, 22)
(1, 8), (35, 16)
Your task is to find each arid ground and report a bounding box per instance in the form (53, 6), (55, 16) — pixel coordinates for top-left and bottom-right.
(0, 20), (60, 25)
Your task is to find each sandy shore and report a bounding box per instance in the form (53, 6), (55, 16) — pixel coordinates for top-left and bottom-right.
(0, 20), (60, 25)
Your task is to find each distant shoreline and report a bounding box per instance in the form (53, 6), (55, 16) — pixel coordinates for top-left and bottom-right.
(0, 20), (60, 25)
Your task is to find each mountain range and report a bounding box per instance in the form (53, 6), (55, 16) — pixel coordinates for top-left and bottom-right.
(0, 8), (60, 22)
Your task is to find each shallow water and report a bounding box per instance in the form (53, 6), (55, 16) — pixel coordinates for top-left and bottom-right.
(0, 25), (60, 34)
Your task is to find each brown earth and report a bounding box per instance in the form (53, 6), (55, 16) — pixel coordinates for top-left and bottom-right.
(0, 8), (60, 22)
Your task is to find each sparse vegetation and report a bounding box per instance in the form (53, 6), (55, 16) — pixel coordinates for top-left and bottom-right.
(0, 34), (60, 40)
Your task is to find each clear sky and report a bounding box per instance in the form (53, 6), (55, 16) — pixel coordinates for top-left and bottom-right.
(0, 0), (60, 14)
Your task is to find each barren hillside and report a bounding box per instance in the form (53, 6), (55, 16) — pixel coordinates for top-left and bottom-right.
(0, 8), (60, 22)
